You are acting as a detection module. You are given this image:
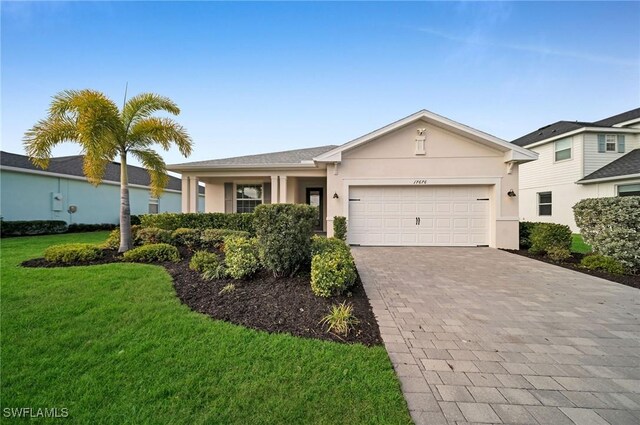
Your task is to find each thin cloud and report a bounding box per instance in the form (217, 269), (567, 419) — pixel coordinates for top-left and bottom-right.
(418, 27), (638, 67)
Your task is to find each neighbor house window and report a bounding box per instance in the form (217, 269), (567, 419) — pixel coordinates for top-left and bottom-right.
(236, 184), (262, 213)
(149, 197), (159, 214)
(538, 192), (552, 216)
(598, 134), (625, 153)
(618, 184), (640, 197)
(554, 139), (571, 161)
(605, 135), (617, 152)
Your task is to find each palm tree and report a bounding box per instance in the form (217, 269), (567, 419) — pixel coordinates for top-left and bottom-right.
(23, 89), (193, 252)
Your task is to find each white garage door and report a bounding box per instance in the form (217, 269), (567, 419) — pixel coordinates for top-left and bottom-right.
(348, 186), (490, 246)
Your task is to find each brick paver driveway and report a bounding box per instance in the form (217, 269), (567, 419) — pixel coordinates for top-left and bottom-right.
(353, 247), (640, 425)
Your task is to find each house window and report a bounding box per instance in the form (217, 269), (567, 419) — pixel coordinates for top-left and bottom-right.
(538, 192), (552, 216)
(605, 135), (617, 152)
(149, 197), (159, 214)
(236, 184), (262, 213)
(618, 184), (640, 197)
(554, 139), (571, 161)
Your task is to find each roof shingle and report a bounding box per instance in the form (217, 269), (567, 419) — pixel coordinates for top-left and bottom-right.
(579, 149), (640, 183)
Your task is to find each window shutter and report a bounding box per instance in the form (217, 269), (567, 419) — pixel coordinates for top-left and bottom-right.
(224, 183), (233, 213)
(617, 135), (625, 153)
(263, 182), (271, 204)
(597, 134), (606, 153)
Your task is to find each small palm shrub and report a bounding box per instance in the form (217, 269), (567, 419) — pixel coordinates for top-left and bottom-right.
(311, 248), (357, 297)
(103, 225), (141, 249)
(201, 228), (250, 249)
(320, 302), (359, 336)
(529, 223), (572, 256)
(137, 227), (173, 245)
(224, 236), (260, 279)
(581, 254), (626, 275)
(123, 243), (180, 263)
(44, 243), (103, 263)
(189, 251), (222, 273)
(333, 216), (347, 241)
(171, 228), (202, 249)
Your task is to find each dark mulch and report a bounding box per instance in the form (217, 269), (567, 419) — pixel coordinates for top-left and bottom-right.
(22, 248), (382, 346)
(503, 249), (639, 290)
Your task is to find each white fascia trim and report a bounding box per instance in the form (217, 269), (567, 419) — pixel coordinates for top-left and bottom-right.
(167, 162), (319, 172)
(613, 117), (640, 128)
(523, 127), (640, 149)
(577, 173), (640, 185)
(0, 165), (183, 194)
(314, 109), (538, 163)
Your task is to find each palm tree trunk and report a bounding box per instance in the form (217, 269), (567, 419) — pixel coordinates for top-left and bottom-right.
(118, 151), (133, 252)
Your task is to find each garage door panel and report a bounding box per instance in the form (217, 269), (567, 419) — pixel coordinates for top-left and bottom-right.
(348, 185), (490, 247)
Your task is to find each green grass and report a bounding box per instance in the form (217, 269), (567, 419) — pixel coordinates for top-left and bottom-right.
(571, 234), (592, 254)
(1, 232), (410, 424)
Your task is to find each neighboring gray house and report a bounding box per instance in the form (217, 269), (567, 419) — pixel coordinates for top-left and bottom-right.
(512, 108), (640, 230)
(0, 151), (204, 224)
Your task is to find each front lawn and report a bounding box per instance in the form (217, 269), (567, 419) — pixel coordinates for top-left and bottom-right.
(0, 232), (411, 424)
(571, 234), (592, 254)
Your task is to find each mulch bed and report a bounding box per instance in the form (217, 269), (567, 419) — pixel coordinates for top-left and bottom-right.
(503, 249), (640, 290)
(22, 249), (382, 346)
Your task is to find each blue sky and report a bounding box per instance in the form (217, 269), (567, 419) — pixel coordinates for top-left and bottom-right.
(2, 1), (639, 166)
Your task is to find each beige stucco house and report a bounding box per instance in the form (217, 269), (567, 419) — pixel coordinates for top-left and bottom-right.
(169, 110), (538, 249)
(513, 108), (640, 231)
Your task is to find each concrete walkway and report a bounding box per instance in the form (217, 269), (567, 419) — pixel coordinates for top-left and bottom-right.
(353, 247), (640, 425)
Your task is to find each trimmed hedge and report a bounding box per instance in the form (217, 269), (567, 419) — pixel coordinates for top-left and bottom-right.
(171, 228), (202, 249)
(574, 197), (640, 272)
(519, 221), (545, 250)
(253, 204), (318, 277)
(139, 213), (254, 233)
(581, 254), (626, 275)
(529, 223), (572, 256)
(311, 235), (350, 257)
(1, 220), (68, 237)
(43, 243), (103, 263)
(67, 223), (117, 233)
(123, 243), (180, 263)
(103, 225), (142, 249)
(189, 251), (222, 273)
(201, 228), (251, 249)
(137, 227), (173, 245)
(333, 216), (347, 241)
(311, 248), (357, 298)
(224, 236), (260, 279)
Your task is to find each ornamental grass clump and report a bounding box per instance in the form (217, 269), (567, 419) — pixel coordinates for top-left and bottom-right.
(320, 302), (359, 336)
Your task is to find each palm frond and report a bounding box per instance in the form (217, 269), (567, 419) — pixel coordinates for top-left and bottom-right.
(127, 117), (193, 157)
(82, 150), (112, 186)
(129, 148), (170, 197)
(121, 93), (180, 130)
(23, 116), (78, 168)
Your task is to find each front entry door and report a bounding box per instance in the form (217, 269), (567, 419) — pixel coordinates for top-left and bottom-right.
(305, 188), (323, 231)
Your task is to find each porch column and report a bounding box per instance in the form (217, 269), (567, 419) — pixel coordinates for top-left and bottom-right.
(181, 176), (190, 213)
(271, 176), (279, 204)
(279, 176), (287, 204)
(189, 176), (199, 212)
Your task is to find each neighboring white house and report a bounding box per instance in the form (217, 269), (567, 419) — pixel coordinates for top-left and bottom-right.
(513, 108), (640, 231)
(169, 110), (538, 249)
(0, 151), (204, 224)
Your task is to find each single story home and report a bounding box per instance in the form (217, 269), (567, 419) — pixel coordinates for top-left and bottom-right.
(169, 110), (537, 249)
(0, 151), (204, 224)
(512, 107), (640, 231)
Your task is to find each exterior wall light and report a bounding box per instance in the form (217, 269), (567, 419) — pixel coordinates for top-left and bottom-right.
(507, 189), (516, 198)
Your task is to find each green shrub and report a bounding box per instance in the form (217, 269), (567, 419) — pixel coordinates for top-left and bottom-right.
(574, 197), (640, 272)
(224, 237), (260, 279)
(137, 227), (172, 245)
(546, 246), (571, 262)
(139, 212), (254, 233)
(202, 265), (228, 281)
(201, 228), (251, 249)
(123, 243), (180, 263)
(103, 225), (142, 249)
(333, 216), (347, 241)
(43, 243), (103, 263)
(189, 251), (222, 273)
(320, 302), (359, 336)
(519, 221), (544, 250)
(580, 254), (626, 275)
(130, 215), (141, 226)
(311, 248), (357, 297)
(67, 223), (117, 233)
(529, 223), (572, 255)
(1, 220), (68, 237)
(311, 235), (349, 257)
(171, 228), (202, 249)
(253, 204), (318, 277)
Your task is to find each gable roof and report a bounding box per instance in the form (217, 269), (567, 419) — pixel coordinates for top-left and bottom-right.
(0, 151), (201, 193)
(578, 149), (640, 184)
(314, 109), (537, 163)
(512, 107), (640, 147)
(169, 145), (338, 170)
